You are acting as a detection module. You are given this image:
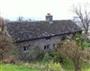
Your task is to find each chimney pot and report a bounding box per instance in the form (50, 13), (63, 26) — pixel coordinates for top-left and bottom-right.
(46, 13), (53, 23)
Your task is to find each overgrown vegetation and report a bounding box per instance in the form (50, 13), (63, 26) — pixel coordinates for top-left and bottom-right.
(0, 31), (90, 71)
(56, 34), (90, 71)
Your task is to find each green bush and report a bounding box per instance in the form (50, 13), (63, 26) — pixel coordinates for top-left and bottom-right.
(42, 51), (65, 64)
(40, 61), (63, 71)
(48, 61), (62, 71)
(48, 51), (65, 63)
(42, 53), (53, 62)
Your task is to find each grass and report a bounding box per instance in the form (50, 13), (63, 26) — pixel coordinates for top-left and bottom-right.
(81, 62), (90, 71)
(61, 58), (74, 71)
(62, 58), (90, 71)
(0, 63), (39, 71)
(0, 61), (90, 71)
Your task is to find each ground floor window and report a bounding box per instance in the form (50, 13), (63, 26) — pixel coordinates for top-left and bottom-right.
(44, 44), (50, 50)
(23, 46), (28, 51)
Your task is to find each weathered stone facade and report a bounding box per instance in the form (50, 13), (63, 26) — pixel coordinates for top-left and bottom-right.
(17, 35), (61, 50)
(15, 34), (73, 60)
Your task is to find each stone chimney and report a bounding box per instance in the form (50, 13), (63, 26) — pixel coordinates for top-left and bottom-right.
(0, 17), (5, 32)
(46, 13), (53, 24)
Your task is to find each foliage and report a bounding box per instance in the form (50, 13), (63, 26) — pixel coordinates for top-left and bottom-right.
(82, 40), (90, 48)
(48, 62), (62, 71)
(42, 53), (52, 62)
(40, 61), (62, 71)
(48, 51), (65, 63)
(41, 51), (65, 64)
(61, 58), (74, 71)
(73, 34), (90, 49)
(56, 36), (90, 71)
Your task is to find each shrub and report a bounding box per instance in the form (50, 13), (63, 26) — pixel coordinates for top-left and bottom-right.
(49, 52), (65, 63)
(48, 61), (62, 71)
(42, 53), (53, 62)
(40, 61), (63, 71)
(2, 55), (16, 64)
(57, 37), (90, 71)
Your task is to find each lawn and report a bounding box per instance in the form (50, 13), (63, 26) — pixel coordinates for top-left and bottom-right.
(0, 61), (90, 71)
(0, 63), (39, 71)
(81, 62), (90, 71)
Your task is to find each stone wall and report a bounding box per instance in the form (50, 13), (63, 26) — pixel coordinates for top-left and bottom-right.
(16, 34), (73, 61)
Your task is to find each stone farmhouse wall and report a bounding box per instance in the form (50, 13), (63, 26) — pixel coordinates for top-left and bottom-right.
(16, 34), (73, 61)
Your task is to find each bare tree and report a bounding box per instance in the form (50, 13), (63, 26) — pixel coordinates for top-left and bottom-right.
(17, 16), (24, 22)
(57, 39), (82, 71)
(0, 17), (5, 32)
(74, 6), (90, 34)
(17, 16), (32, 22)
(57, 38), (90, 71)
(0, 17), (15, 63)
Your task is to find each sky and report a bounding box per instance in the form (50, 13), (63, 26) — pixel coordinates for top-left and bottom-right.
(0, 0), (90, 20)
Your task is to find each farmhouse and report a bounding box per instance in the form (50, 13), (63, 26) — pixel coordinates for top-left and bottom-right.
(6, 14), (82, 60)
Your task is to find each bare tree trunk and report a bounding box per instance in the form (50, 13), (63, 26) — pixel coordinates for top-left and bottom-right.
(0, 53), (4, 61)
(73, 58), (81, 71)
(85, 29), (88, 35)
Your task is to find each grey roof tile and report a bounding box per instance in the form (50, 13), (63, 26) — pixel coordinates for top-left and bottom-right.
(6, 20), (82, 42)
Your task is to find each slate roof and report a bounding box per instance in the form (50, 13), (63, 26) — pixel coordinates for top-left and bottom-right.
(6, 20), (82, 42)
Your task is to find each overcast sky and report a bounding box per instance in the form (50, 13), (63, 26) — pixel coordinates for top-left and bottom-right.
(0, 0), (90, 20)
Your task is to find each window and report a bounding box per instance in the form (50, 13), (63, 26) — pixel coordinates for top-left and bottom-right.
(53, 44), (55, 47)
(44, 44), (50, 50)
(23, 46), (28, 51)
